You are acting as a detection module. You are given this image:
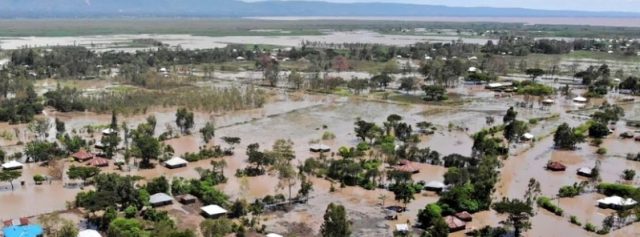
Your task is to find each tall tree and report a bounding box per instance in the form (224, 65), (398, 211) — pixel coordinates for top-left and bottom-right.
(0, 170), (21, 190)
(492, 198), (534, 237)
(199, 121), (216, 144)
(175, 108), (195, 135)
(320, 203), (351, 237)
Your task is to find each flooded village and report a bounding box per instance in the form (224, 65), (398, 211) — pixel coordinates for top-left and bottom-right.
(1, 18), (640, 237)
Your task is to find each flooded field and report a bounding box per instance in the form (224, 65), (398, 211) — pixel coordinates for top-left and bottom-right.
(0, 30), (495, 51)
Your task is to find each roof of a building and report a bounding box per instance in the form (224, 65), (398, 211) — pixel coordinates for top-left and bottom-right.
(425, 181), (446, 189)
(88, 157), (109, 167)
(395, 161), (419, 173)
(78, 229), (102, 237)
(2, 160), (23, 170)
(547, 161), (566, 171)
(598, 196), (638, 207)
(102, 128), (117, 135)
(444, 216), (466, 229)
(201, 205), (228, 216)
(72, 149), (95, 161)
(573, 96), (587, 103)
(577, 167), (593, 175)
(165, 157), (188, 167)
(309, 144), (330, 152)
(454, 211), (473, 221)
(266, 234), (284, 237)
(2, 224), (43, 237)
(522, 133), (534, 140)
(149, 193), (173, 205)
(395, 223), (409, 232)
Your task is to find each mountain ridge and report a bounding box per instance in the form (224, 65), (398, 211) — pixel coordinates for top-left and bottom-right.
(1, 0), (640, 18)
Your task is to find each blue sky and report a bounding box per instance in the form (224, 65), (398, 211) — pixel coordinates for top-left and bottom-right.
(247, 0), (640, 12)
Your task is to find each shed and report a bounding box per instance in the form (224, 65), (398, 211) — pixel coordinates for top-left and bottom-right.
(521, 133), (534, 141)
(395, 223), (409, 233)
(101, 128), (117, 136)
(201, 205), (227, 218)
(546, 161), (566, 171)
(266, 234), (283, 237)
(2, 225), (43, 237)
(309, 144), (330, 153)
(88, 157), (109, 167)
(149, 193), (173, 207)
(2, 160), (23, 170)
(424, 181), (446, 192)
(598, 196), (638, 210)
(577, 167), (593, 177)
(78, 229), (102, 237)
(165, 157), (188, 169)
(178, 194), (198, 204)
(573, 96), (587, 103)
(542, 99), (555, 105)
(444, 216), (466, 232)
(454, 211), (473, 222)
(72, 150), (95, 162)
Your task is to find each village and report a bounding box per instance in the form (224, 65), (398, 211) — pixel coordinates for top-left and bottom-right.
(0, 16), (640, 237)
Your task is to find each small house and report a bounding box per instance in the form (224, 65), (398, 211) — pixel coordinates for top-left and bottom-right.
(546, 161), (566, 171)
(165, 157), (188, 169)
(425, 181), (446, 192)
(201, 205), (227, 218)
(444, 216), (466, 232)
(395, 160), (419, 174)
(2, 160), (23, 170)
(454, 211), (473, 222)
(542, 99), (555, 105)
(573, 96), (587, 103)
(309, 144), (330, 153)
(101, 128), (117, 136)
(149, 193), (173, 207)
(577, 167), (594, 177)
(72, 150), (95, 162)
(521, 133), (534, 141)
(597, 196), (638, 210)
(177, 194), (197, 204)
(266, 234), (283, 237)
(2, 224), (43, 237)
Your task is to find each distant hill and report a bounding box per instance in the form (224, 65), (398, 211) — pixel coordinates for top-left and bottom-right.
(1, 0), (639, 18)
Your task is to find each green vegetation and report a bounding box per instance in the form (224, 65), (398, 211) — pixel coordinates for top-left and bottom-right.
(553, 123), (584, 150)
(558, 182), (586, 197)
(320, 203), (351, 237)
(537, 196), (563, 216)
(570, 215), (582, 226)
(596, 183), (640, 197)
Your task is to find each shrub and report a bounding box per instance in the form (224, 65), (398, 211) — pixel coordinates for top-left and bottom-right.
(623, 169), (636, 181)
(537, 196), (563, 216)
(33, 174), (46, 185)
(596, 148), (607, 155)
(584, 223), (596, 232)
(558, 183), (584, 198)
(570, 215), (582, 226)
(596, 183), (639, 197)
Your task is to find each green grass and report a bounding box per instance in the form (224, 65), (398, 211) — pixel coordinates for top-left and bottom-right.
(565, 51), (640, 62)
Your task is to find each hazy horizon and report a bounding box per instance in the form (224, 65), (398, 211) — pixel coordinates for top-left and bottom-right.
(245, 0), (640, 13)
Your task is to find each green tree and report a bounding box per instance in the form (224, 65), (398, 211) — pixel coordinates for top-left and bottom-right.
(393, 182), (416, 208)
(399, 77), (417, 93)
(56, 220), (79, 237)
(146, 176), (169, 194)
(424, 217), (450, 237)
(554, 123), (583, 150)
(67, 166), (101, 185)
(588, 122), (610, 138)
(492, 198), (534, 237)
(623, 169), (636, 181)
(422, 85), (447, 101)
(132, 128), (161, 168)
(0, 170), (22, 190)
(525, 68), (545, 81)
(107, 218), (149, 237)
(288, 70), (304, 90)
(504, 120), (528, 143)
(199, 121), (216, 144)
(418, 203), (442, 228)
(503, 107), (517, 124)
(200, 218), (233, 237)
(320, 203), (351, 237)
(175, 108), (194, 134)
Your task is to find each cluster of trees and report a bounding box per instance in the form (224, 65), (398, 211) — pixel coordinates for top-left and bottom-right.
(575, 64), (613, 97)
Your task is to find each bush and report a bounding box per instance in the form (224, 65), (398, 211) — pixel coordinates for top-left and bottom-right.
(537, 196), (563, 216)
(623, 169), (636, 181)
(570, 215), (582, 226)
(33, 174), (46, 185)
(584, 223), (596, 232)
(558, 183), (584, 198)
(124, 205), (137, 218)
(596, 148), (607, 155)
(588, 122), (610, 138)
(596, 183), (639, 197)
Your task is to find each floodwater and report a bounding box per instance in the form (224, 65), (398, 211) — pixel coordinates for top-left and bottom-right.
(0, 30), (494, 51)
(250, 16), (640, 28)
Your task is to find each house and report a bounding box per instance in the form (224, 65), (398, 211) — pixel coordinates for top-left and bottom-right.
(597, 196), (638, 210)
(2, 160), (23, 170)
(2, 224), (43, 237)
(542, 99), (555, 105)
(3, 218), (29, 227)
(101, 128), (117, 136)
(425, 181), (446, 192)
(177, 194), (197, 204)
(577, 167), (594, 177)
(395, 223), (409, 234)
(201, 205), (227, 218)
(444, 216), (466, 232)
(149, 193), (173, 207)
(88, 157), (109, 167)
(309, 144), (330, 153)
(395, 160), (419, 174)
(266, 234), (283, 237)
(454, 211), (473, 222)
(78, 229), (102, 237)
(164, 157), (188, 169)
(72, 150), (95, 162)
(546, 161), (566, 171)
(521, 133), (534, 141)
